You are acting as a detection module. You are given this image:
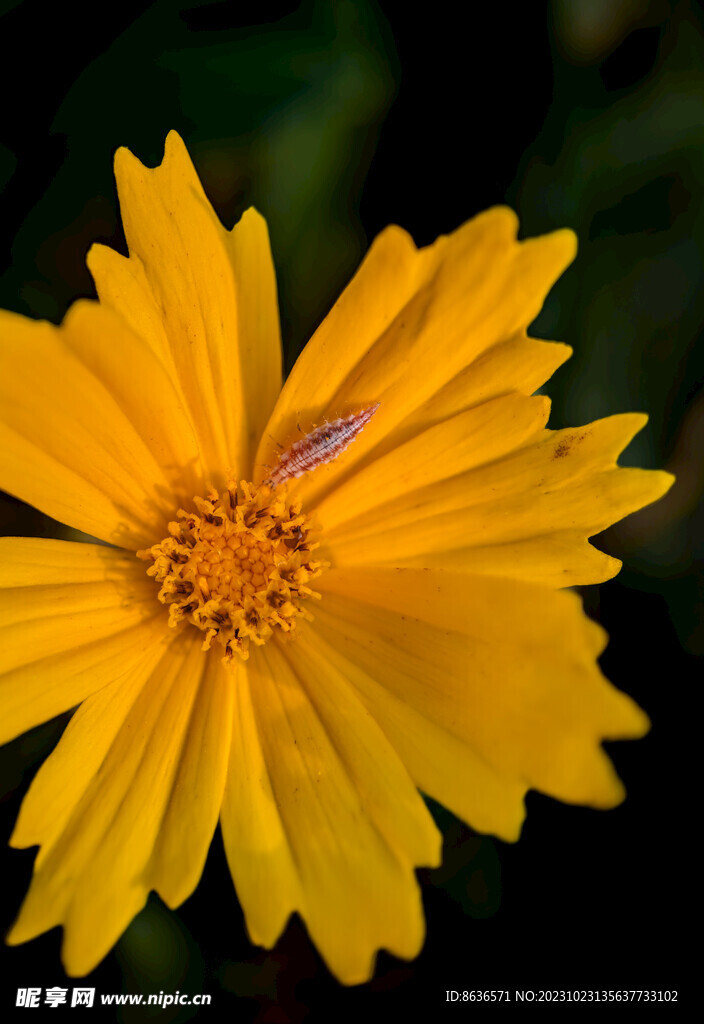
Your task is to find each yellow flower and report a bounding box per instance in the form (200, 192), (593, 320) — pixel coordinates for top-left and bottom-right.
(0, 132), (672, 985)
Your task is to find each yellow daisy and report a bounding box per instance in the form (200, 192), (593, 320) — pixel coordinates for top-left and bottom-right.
(0, 132), (672, 985)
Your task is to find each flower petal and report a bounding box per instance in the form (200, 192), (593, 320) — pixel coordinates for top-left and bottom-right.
(88, 132), (281, 480)
(298, 624), (528, 842)
(407, 330), (572, 427)
(0, 305), (190, 548)
(257, 209), (576, 505)
(314, 392), (550, 534)
(220, 658), (299, 950)
(221, 640), (440, 985)
(61, 300), (205, 509)
(402, 532), (623, 587)
(313, 568), (649, 809)
(147, 656), (233, 910)
(8, 634), (226, 976)
(225, 208), (284, 464)
(323, 414), (674, 586)
(0, 538), (167, 745)
(279, 634), (441, 868)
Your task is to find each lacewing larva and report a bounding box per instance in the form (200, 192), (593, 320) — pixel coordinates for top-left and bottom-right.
(264, 403), (380, 489)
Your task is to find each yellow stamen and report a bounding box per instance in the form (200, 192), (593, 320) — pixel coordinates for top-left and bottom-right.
(138, 480), (326, 661)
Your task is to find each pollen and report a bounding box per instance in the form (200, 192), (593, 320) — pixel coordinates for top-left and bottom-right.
(138, 481), (326, 661)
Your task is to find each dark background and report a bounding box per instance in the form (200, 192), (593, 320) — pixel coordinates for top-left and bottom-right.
(0, 0), (698, 1017)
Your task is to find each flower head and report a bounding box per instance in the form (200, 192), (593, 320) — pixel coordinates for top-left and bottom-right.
(0, 132), (672, 984)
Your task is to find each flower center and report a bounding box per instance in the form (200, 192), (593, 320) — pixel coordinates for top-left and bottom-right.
(139, 481), (325, 661)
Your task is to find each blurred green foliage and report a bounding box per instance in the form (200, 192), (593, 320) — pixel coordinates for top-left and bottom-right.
(515, 2), (704, 659)
(116, 898), (204, 1023)
(425, 798), (502, 921)
(2, 0), (395, 366)
(524, 3), (704, 466)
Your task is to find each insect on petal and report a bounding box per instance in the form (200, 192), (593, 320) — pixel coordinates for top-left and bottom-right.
(265, 404), (380, 489)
